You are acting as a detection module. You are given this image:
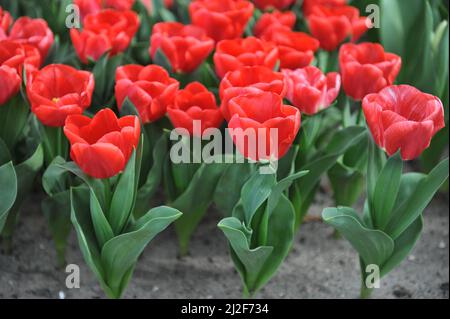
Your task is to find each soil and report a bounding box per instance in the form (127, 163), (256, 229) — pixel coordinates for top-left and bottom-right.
(0, 190), (448, 299)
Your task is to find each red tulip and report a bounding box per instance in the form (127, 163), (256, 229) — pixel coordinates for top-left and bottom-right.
(0, 40), (41, 105)
(64, 108), (140, 179)
(115, 64), (179, 123)
(261, 26), (319, 70)
(214, 37), (279, 79)
(220, 65), (286, 121)
(362, 85), (445, 160)
(189, 0), (254, 42)
(0, 6), (12, 40)
(70, 9), (139, 63)
(339, 42), (401, 101)
(252, 0), (295, 11)
(253, 10), (296, 37)
(303, 0), (347, 16)
(167, 82), (223, 137)
(9, 17), (54, 59)
(27, 64), (94, 127)
(227, 91), (300, 161)
(307, 5), (369, 51)
(150, 22), (214, 73)
(74, 0), (135, 19)
(282, 66), (340, 115)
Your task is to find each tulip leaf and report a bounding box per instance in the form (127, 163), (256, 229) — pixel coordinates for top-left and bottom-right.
(322, 206), (395, 268)
(0, 162), (17, 232)
(240, 171), (277, 225)
(384, 158), (449, 239)
(70, 187), (108, 293)
(172, 161), (230, 255)
(101, 206), (182, 298)
(0, 138), (12, 165)
(0, 96), (29, 150)
(213, 163), (255, 216)
(328, 162), (364, 207)
(372, 152), (403, 230)
(367, 136), (386, 211)
(42, 156), (71, 195)
(90, 190), (114, 247)
(153, 48), (172, 74)
(109, 151), (136, 234)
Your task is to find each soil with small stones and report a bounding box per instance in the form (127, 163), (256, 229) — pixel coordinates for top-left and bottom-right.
(0, 190), (448, 299)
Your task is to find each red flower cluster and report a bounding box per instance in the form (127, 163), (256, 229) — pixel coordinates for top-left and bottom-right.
(189, 0), (254, 42)
(150, 22), (214, 73)
(70, 9), (139, 63)
(27, 64), (95, 127)
(0, 40), (41, 105)
(302, 0), (347, 16)
(64, 108), (140, 178)
(253, 11), (296, 37)
(252, 0), (295, 11)
(115, 64), (179, 123)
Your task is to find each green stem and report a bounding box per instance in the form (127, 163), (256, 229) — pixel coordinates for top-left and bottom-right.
(360, 281), (374, 299)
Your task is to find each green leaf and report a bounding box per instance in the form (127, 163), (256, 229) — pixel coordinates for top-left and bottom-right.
(322, 206), (394, 268)
(0, 96), (29, 150)
(0, 138), (12, 165)
(328, 162), (364, 207)
(109, 151), (136, 234)
(42, 156), (70, 195)
(367, 136), (386, 213)
(90, 190), (114, 247)
(385, 158), (449, 239)
(153, 48), (172, 73)
(372, 152), (403, 229)
(240, 171), (277, 225)
(101, 206), (181, 298)
(0, 162), (17, 232)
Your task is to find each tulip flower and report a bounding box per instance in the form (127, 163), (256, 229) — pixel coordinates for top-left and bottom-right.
(261, 26), (319, 70)
(8, 17), (54, 60)
(64, 108), (140, 179)
(0, 40), (41, 105)
(362, 85), (445, 161)
(150, 22), (214, 73)
(0, 6), (12, 40)
(253, 11), (296, 38)
(189, 0), (254, 42)
(307, 5), (370, 51)
(115, 64), (179, 123)
(302, 0), (347, 16)
(220, 65), (287, 121)
(282, 66), (341, 115)
(227, 91), (300, 161)
(214, 37), (279, 79)
(339, 42), (402, 101)
(70, 9), (139, 63)
(252, 0), (295, 10)
(167, 82), (223, 137)
(74, 0), (135, 19)
(27, 64), (95, 127)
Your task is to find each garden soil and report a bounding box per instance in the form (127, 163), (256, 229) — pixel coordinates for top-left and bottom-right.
(0, 189), (448, 299)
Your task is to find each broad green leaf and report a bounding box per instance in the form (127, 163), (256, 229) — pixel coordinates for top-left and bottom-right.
(0, 138), (12, 165)
(385, 158), (449, 239)
(328, 162), (364, 206)
(0, 96), (29, 150)
(372, 152), (403, 229)
(42, 156), (70, 195)
(367, 136), (386, 214)
(153, 48), (172, 73)
(109, 151), (136, 234)
(381, 215), (423, 277)
(90, 190), (114, 247)
(101, 206), (181, 298)
(322, 206), (394, 268)
(70, 187), (109, 295)
(218, 217), (273, 294)
(0, 162), (17, 232)
(241, 171), (277, 225)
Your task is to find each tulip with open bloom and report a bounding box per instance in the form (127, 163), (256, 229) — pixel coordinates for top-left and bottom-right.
(220, 66), (287, 121)
(74, 0), (135, 19)
(339, 42), (401, 101)
(227, 91), (300, 161)
(282, 66), (341, 115)
(27, 64), (95, 127)
(362, 85), (445, 160)
(253, 11), (296, 38)
(0, 6), (12, 40)
(64, 108), (141, 179)
(167, 82), (223, 137)
(150, 22), (214, 73)
(115, 64), (179, 123)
